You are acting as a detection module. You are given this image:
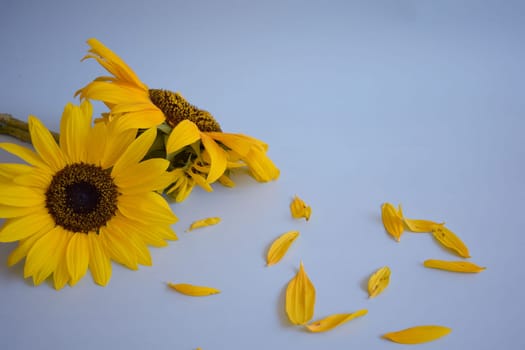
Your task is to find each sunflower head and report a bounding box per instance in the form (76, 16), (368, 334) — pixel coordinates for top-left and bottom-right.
(0, 101), (178, 289)
(148, 89), (222, 132)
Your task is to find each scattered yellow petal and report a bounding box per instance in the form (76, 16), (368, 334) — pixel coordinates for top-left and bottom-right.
(423, 259), (486, 273)
(186, 217), (221, 232)
(431, 225), (470, 258)
(286, 262), (316, 325)
(381, 203), (404, 241)
(167, 283), (221, 296)
(266, 231), (300, 266)
(403, 218), (442, 233)
(290, 195), (311, 221)
(383, 325), (452, 344)
(305, 309), (368, 333)
(367, 266), (391, 298)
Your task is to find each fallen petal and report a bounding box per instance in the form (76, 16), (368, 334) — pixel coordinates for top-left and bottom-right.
(423, 259), (486, 273)
(266, 231), (300, 266)
(167, 283), (221, 296)
(290, 195), (311, 221)
(381, 203), (404, 241)
(403, 218), (442, 233)
(187, 217), (221, 232)
(286, 262), (316, 325)
(383, 325), (451, 344)
(431, 225), (470, 258)
(367, 266), (391, 298)
(305, 309), (368, 333)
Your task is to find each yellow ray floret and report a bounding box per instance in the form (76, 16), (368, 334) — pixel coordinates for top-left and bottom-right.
(431, 225), (470, 258)
(305, 309), (368, 333)
(381, 203), (404, 241)
(403, 218), (442, 233)
(383, 325), (452, 344)
(186, 217), (221, 232)
(423, 259), (485, 273)
(286, 262), (316, 325)
(367, 266), (391, 298)
(290, 195), (311, 221)
(266, 231), (300, 266)
(167, 283), (221, 296)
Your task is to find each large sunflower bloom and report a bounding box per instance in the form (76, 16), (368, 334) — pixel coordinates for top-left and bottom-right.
(77, 38), (279, 200)
(0, 101), (178, 289)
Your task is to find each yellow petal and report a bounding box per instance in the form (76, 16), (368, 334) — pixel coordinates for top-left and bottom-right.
(118, 192), (178, 225)
(286, 262), (316, 325)
(403, 218), (442, 233)
(0, 183), (45, 207)
(165, 119), (201, 154)
(186, 217), (221, 232)
(53, 230), (74, 290)
(381, 203), (404, 241)
(66, 233), (90, 286)
(59, 102), (93, 163)
(28, 116), (66, 172)
(423, 259), (486, 273)
(266, 231), (300, 266)
(112, 127), (157, 177)
(383, 325), (452, 344)
(100, 225), (139, 270)
(305, 309), (368, 333)
(368, 266), (391, 298)
(290, 195), (311, 221)
(0, 209), (54, 242)
(88, 232), (111, 286)
(431, 225), (470, 258)
(167, 283), (221, 296)
(200, 133), (227, 183)
(0, 144), (48, 170)
(24, 227), (65, 285)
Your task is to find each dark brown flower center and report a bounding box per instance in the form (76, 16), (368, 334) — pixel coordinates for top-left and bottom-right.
(45, 163), (119, 233)
(148, 89), (222, 132)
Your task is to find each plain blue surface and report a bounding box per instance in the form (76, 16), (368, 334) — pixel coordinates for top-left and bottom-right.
(1, 0), (524, 349)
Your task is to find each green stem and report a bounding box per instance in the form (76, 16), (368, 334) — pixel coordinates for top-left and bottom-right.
(0, 113), (59, 143)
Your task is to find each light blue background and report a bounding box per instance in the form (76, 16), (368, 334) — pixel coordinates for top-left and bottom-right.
(1, 0), (524, 349)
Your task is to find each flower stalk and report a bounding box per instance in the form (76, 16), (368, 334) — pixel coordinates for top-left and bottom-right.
(1, 113), (59, 143)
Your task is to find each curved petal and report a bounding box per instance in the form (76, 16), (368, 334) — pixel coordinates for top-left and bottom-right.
(165, 120), (201, 154)
(113, 109), (166, 130)
(0, 209), (54, 242)
(207, 132), (267, 156)
(200, 133), (227, 183)
(85, 38), (148, 90)
(112, 128), (157, 177)
(0, 143), (49, 170)
(79, 81), (150, 105)
(53, 230), (74, 290)
(28, 116), (66, 172)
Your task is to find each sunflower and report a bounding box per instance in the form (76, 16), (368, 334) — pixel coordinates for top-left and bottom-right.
(0, 101), (178, 289)
(77, 38), (279, 200)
